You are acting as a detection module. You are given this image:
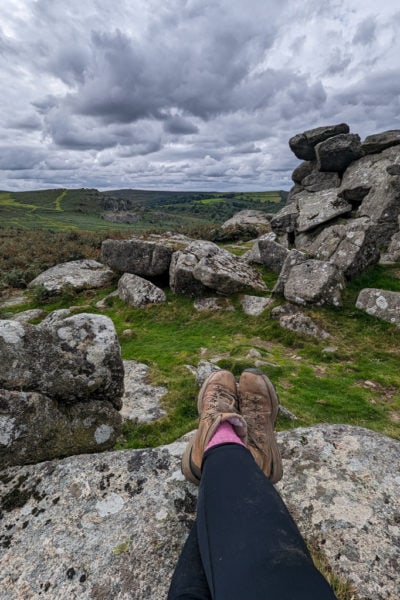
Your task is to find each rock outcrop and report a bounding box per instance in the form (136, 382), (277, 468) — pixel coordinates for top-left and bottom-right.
(0, 425), (398, 600)
(119, 361), (167, 424)
(28, 260), (114, 294)
(0, 313), (124, 468)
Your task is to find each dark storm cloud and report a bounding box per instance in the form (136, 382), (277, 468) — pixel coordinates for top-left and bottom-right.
(0, 0), (399, 191)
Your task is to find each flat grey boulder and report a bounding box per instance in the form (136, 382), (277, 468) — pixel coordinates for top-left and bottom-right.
(316, 133), (363, 172)
(193, 297), (235, 312)
(362, 129), (400, 155)
(258, 234), (290, 273)
(193, 251), (267, 295)
(28, 260), (114, 294)
(296, 189), (351, 233)
(240, 295), (272, 316)
(118, 273), (166, 307)
(289, 123), (350, 160)
(221, 210), (271, 232)
(271, 304), (330, 339)
(120, 361), (167, 424)
(0, 425), (398, 600)
(11, 309), (48, 323)
(284, 260), (344, 306)
(356, 288), (400, 326)
(170, 241), (267, 296)
(101, 239), (173, 277)
(0, 314), (124, 407)
(0, 390), (121, 469)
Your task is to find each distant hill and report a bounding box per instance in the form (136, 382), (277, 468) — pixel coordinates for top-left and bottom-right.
(0, 188), (288, 231)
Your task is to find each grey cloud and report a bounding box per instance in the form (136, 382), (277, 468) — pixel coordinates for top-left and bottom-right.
(163, 116), (199, 135)
(353, 16), (377, 45)
(0, 146), (45, 170)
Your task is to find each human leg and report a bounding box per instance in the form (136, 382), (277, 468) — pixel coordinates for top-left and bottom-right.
(167, 523), (211, 600)
(196, 443), (337, 600)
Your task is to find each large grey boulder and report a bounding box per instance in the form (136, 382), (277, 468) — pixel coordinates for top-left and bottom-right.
(270, 202), (299, 235)
(0, 314), (124, 407)
(120, 361), (167, 424)
(315, 133), (363, 172)
(221, 210), (271, 232)
(301, 168), (340, 193)
(0, 390), (121, 469)
(258, 234), (289, 273)
(170, 241), (267, 296)
(284, 260), (344, 306)
(101, 239), (173, 277)
(362, 129), (400, 155)
(296, 189), (351, 233)
(307, 217), (379, 279)
(192, 251), (267, 295)
(0, 425), (398, 600)
(289, 123), (350, 160)
(356, 288), (400, 326)
(118, 274), (166, 307)
(28, 260), (114, 294)
(169, 241), (221, 297)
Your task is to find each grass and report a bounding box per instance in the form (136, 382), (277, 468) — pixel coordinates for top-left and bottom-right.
(6, 260), (399, 448)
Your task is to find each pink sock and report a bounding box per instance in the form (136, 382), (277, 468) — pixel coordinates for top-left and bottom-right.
(205, 420), (246, 452)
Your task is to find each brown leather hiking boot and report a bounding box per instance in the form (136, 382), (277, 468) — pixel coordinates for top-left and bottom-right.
(181, 370), (247, 485)
(239, 369), (283, 483)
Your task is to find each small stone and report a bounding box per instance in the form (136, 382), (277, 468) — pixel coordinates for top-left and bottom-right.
(240, 295), (272, 316)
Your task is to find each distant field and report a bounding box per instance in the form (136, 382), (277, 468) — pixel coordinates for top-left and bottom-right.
(0, 188), (287, 231)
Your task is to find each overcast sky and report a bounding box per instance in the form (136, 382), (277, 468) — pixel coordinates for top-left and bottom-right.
(1, 0), (399, 192)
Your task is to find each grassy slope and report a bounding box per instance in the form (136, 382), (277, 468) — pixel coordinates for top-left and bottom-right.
(4, 259), (399, 448)
(0, 188), (286, 231)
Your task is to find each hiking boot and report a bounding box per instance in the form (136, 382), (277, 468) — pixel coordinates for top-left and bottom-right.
(181, 370), (247, 485)
(239, 369), (283, 483)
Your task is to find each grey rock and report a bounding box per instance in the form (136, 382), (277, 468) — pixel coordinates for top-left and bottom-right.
(289, 123), (350, 160)
(95, 290), (119, 309)
(307, 218), (380, 279)
(118, 273), (166, 307)
(316, 133), (363, 173)
(301, 169), (340, 192)
(120, 361), (167, 424)
(296, 189), (351, 233)
(0, 390), (121, 469)
(270, 202), (299, 235)
(0, 425), (398, 600)
(0, 314), (124, 408)
(169, 241), (221, 297)
(0, 292), (28, 309)
(38, 308), (72, 327)
(102, 212), (142, 224)
(273, 250), (308, 296)
(380, 222), (400, 263)
(11, 309), (47, 323)
(362, 129), (400, 155)
(291, 161), (314, 184)
(28, 260), (114, 294)
(193, 297), (235, 312)
(284, 260), (344, 306)
(258, 235), (290, 273)
(193, 251), (267, 295)
(196, 360), (221, 387)
(241, 232), (277, 265)
(271, 305), (330, 339)
(101, 239), (173, 277)
(221, 210), (271, 232)
(356, 288), (400, 326)
(240, 295), (272, 316)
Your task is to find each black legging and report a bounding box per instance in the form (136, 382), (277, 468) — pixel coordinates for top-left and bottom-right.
(168, 443), (337, 600)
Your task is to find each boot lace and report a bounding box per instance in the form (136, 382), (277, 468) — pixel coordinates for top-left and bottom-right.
(201, 384), (238, 420)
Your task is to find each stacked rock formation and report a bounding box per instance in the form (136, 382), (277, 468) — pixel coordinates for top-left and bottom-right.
(244, 124), (400, 308)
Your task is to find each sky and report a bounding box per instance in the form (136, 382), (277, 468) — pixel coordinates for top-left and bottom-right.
(0, 0), (399, 192)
